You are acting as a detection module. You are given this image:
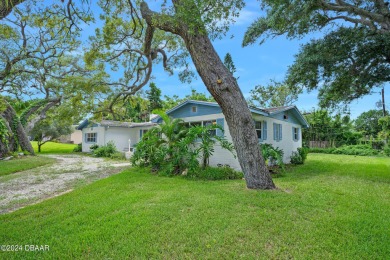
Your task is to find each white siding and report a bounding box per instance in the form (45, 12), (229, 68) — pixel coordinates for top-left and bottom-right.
(180, 113), (240, 170)
(181, 113), (303, 171)
(253, 115), (302, 163)
(82, 126), (106, 152)
(82, 126), (155, 153)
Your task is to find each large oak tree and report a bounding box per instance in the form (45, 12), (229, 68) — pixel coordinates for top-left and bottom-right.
(244, 0), (390, 109)
(87, 0), (275, 189)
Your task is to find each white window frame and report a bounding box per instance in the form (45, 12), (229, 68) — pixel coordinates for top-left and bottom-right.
(86, 132), (97, 143)
(293, 127), (299, 141)
(274, 123), (282, 141)
(255, 121), (262, 139)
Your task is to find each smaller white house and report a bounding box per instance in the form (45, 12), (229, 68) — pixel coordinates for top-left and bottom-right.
(77, 120), (156, 153)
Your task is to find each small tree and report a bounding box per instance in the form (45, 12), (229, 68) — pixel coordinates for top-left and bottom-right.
(30, 120), (73, 152)
(355, 110), (384, 137)
(147, 83), (163, 112)
(223, 53), (237, 78)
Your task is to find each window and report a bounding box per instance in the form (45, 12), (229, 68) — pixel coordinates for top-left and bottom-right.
(140, 129), (148, 139)
(188, 120), (217, 137)
(86, 133), (97, 143)
(191, 106), (197, 113)
(293, 127), (299, 141)
(204, 120), (217, 136)
(189, 121), (202, 127)
(273, 123), (282, 141)
(255, 121), (262, 139)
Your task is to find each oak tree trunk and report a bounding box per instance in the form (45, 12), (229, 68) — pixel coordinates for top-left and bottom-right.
(140, 3), (275, 189)
(181, 33), (275, 189)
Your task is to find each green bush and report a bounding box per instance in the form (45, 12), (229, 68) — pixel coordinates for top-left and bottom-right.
(290, 147), (308, 165)
(384, 145), (390, 157)
(310, 145), (382, 156)
(89, 144), (99, 151)
(332, 144), (379, 156)
(131, 112), (234, 177)
(110, 152), (126, 160)
(93, 141), (117, 158)
(73, 143), (82, 152)
(186, 166), (243, 180)
(260, 143), (284, 171)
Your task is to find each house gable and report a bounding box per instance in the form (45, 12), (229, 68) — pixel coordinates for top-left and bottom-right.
(169, 102), (222, 119)
(269, 110), (303, 126)
(152, 100), (222, 123)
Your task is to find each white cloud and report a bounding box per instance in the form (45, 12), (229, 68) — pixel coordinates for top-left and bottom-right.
(234, 9), (258, 26)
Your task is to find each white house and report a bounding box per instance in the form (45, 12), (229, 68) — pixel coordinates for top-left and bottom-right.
(77, 120), (157, 153)
(78, 100), (309, 171)
(151, 100), (309, 170)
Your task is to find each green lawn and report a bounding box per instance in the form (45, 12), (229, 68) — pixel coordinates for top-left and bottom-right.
(0, 154), (389, 259)
(31, 141), (77, 154)
(0, 156), (56, 177)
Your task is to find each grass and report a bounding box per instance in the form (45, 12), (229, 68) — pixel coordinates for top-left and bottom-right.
(0, 154), (389, 259)
(0, 156), (56, 177)
(31, 141), (77, 154)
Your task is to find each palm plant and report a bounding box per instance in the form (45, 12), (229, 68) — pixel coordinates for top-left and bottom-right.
(189, 124), (235, 169)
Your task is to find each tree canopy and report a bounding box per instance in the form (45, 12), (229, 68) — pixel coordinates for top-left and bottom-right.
(249, 80), (300, 108)
(244, 0), (390, 109)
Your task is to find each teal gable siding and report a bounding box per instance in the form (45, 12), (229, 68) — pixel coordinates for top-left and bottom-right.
(269, 110), (301, 125)
(168, 103), (222, 119)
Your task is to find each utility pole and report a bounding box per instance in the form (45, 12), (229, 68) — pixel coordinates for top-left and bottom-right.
(382, 87), (386, 116)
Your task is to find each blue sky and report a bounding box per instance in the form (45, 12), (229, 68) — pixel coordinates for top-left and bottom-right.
(136, 1), (389, 119)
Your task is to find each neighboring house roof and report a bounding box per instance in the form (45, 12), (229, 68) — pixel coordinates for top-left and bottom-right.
(76, 119), (89, 130)
(77, 119), (157, 130)
(152, 100), (309, 128)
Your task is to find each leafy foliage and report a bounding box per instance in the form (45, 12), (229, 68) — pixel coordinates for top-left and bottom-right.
(186, 166), (243, 180)
(355, 109), (385, 137)
(286, 27), (390, 108)
(309, 145), (388, 157)
(223, 53), (237, 77)
(0, 116), (9, 148)
(290, 147), (308, 165)
(378, 116), (390, 140)
(162, 88), (214, 111)
(73, 143), (82, 152)
(30, 119), (73, 153)
(260, 143), (284, 170)
(93, 141), (117, 158)
(303, 109), (361, 147)
(131, 112), (234, 176)
(244, 1), (390, 109)
(147, 83), (163, 112)
(249, 80), (300, 108)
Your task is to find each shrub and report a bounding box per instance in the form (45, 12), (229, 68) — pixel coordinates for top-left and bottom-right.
(131, 112), (234, 177)
(260, 143), (284, 171)
(332, 144), (379, 156)
(93, 141), (117, 158)
(73, 143), (82, 152)
(384, 145), (390, 157)
(290, 147), (308, 165)
(186, 166), (243, 180)
(309, 147), (336, 154)
(89, 144), (99, 151)
(310, 145), (384, 156)
(110, 152), (126, 160)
